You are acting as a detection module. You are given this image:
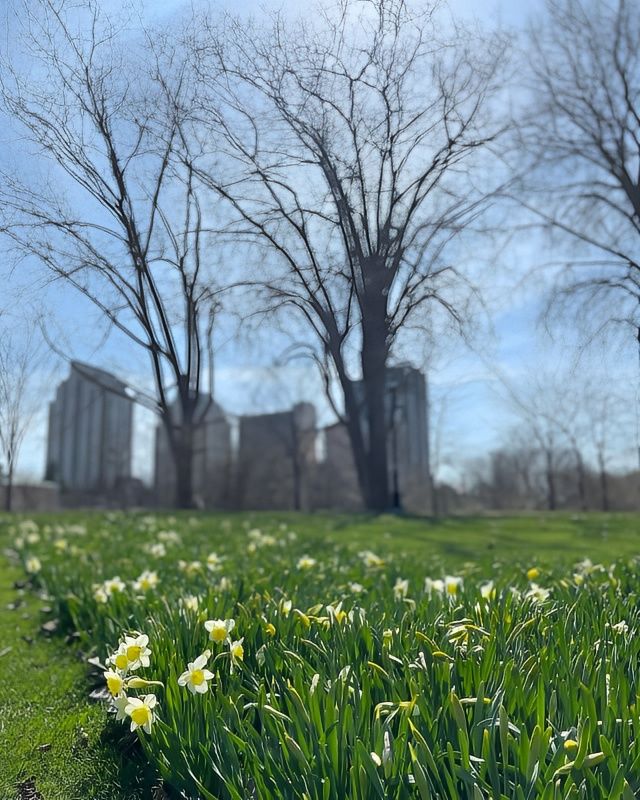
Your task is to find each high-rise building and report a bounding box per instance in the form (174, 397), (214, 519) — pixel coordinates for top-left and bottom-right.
(235, 403), (317, 510)
(45, 361), (133, 491)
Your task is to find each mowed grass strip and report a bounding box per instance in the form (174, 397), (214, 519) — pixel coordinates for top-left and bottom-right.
(0, 545), (154, 800)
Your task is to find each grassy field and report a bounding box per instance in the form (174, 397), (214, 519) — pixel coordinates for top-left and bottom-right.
(1, 510), (640, 799)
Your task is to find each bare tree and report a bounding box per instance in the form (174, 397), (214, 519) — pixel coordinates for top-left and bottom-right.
(189, 0), (507, 510)
(0, 0), (220, 508)
(0, 318), (49, 511)
(521, 0), (640, 359)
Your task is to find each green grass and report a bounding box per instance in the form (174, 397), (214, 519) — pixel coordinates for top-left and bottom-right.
(0, 533), (156, 799)
(2, 510), (640, 799)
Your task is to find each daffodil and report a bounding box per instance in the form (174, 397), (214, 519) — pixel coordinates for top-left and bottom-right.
(204, 618), (235, 643)
(424, 577), (445, 595)
(525, 583), (550, 603)
(326, 601), (348, 624)
(279, 598), (292, 617)
(178, 560), (202, 575)
(480, 581), (495, 600)
(359, 550), (384, 568)
(526, 567), (540, 581)
(125, 694), (157, 734)
(393, 578), (409, 600)
(120, 633), (151, 670)
(178, 652), (214, 694)
(25, 556), (41, 574)
(229, 638), (244, 667)
(180, 594), (200, 612)
(297, 555), (317, 570)
(109, 648), (130, 672)
(133, 570), (159, 592)
(104, 670), (125, 697)
(104, 576), (126, 595)
(445, 575), (463, 596)
(113, 693), (129, 721)
(207, 552), (223, 571)
(157, 529), (181, 544)
(612, 620), (629, 634)
(93, 585), (109, 604)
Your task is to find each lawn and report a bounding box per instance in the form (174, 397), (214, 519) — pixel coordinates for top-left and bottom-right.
(1, 511), (640, 799)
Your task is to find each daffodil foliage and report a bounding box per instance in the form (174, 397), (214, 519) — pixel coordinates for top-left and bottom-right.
(7, 513), (640, 799)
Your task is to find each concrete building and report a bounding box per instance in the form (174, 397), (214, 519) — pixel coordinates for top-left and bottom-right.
(154, 396), (232, 508)
(45, 362), (133, 493)
(235, 403), (317, 510)
(322, 365), (431, 512)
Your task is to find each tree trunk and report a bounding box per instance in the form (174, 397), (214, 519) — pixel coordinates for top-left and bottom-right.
(575, 450), (587, 511)
(163, 395), (197, 510)
(4, 461), (13, 512)
(360, 288), (390, 511)
(545, 450), (556, 511)
(598, 452), (609, 512)
(173, 427), (196, 509)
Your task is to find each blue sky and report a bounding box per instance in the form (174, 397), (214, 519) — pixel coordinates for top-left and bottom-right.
(1, 0), (637, 485)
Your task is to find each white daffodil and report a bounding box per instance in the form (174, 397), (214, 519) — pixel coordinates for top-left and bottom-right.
(393, 578), (409, 600)
(125, 693), (157, 734)
(612, 620), (629, 635)
(178, 652), (214, 694)
(445, 575), (463, 596)
(206, 552), (223, 571)
(93, 585), (109, 604)
(359, 550), (384, 568)
(178, 560), (202, 575)
(104, 670), (125, 697)
(326, 601), (347, 624)
(204, 618), (235, 644)
(297, 555), (317, 570)
(480, 581), (495, 600)
(121, 633), (151, 670)
(229, 638), (244, 668)
(25, 557), (41, 574)
(424, 577), (445, 595)
(157, 529), (181, 544)
(132, 570), (159, 593)
(526, 583), (551, 604)
(104, 576), (126, 595)
(146, 542), (166, 558)
(180, 594), (200, 612)
(279, 598), (293, 617)
(113, 693), (129, 722)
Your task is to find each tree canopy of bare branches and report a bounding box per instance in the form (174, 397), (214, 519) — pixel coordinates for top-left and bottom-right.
(0, 316), (49, 511)
(522, 0), (640, 348)
(189, 0), (507, 509)
(0, 0), (220, 507)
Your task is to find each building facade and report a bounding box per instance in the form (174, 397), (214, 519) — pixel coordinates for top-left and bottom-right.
(45, 362), (133, 492)
(235, 403), (317, 510)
